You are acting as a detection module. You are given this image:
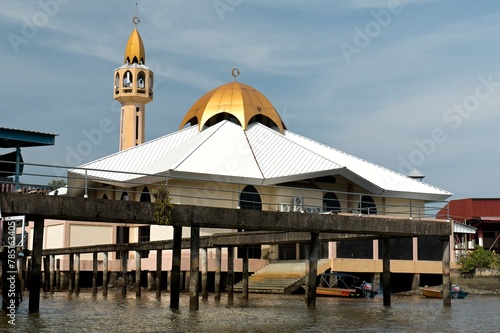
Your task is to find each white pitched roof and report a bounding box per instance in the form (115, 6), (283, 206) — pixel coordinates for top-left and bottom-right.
(70, 120), (451, 201)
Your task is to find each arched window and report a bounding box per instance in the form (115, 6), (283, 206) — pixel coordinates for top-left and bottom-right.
(238, 185), (262, 259)
(323, 192), (341, 213)
(123, 71), (133, 87)
(121, 191), (129, 201)
(149, 72), (154, 90)
(202, 112), (242, 130)
(140, 186), (151, 202)
(102, 194), (108, 200)
(115, 73), (120, 88)
(137, 71), (146, 89)
(359, 195), (377, 215)
(248, 114), (280, 132)
(239, 185), (262, 210)
(181, 116), (199, 129)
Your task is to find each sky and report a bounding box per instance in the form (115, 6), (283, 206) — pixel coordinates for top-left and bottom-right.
(2, 0), (500, 201)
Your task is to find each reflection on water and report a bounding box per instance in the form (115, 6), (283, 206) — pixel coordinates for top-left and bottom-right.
(1, 292), (499, 332)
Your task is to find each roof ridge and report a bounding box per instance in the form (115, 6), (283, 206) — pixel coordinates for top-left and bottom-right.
(243, 125), (265, 180)
(171, 121), (228, 170)
(78, 125), (198, 168)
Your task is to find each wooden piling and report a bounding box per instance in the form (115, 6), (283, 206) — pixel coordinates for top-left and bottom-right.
(147, 271), (154, 291)
(442, 236), (451, 306)
(120, 251), (127, 297)
(306, 233), (319, 308)
(49, 255), (55, 294)
(382, 238), (391, 306)
(214, 247), (221, 301)
(43, 256), (50, 292)
(189, 226), (200, 311)
(201, 247), (208, 300)
(185, 271), (190, 292)
(75, 253), (80, 296)
(156, 249), (161, 299)
(242, 246), (249, 301)
(56, 258), (60, 292)
(227, 246), (234, 303)
(19, 255), (26, 293)
(103, 252), (108, 297)
(68, 253), (74, 294)
(92, 252), (98, 296)
(170, 226), (182, 309)
(135, 250), (141, 297)
(28, 216), (44, 313)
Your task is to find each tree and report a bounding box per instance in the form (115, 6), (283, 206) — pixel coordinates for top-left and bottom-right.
(48, 179), (66, 190)
(459, 246), (496, 277)
(153, 185), (173, 225)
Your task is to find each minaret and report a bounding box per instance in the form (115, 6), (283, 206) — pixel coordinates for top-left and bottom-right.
(114, 16), (154, 151)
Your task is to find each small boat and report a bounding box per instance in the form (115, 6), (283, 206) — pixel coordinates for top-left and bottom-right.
(316, 273), (377, 298)
(420, 285), (468, 299)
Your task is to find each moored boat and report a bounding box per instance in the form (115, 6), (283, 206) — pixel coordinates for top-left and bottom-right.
(316, 273), (377, 298)
(420, 285), (469, 299)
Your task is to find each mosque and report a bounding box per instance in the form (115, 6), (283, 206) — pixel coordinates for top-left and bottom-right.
(37, 17), (462, 290)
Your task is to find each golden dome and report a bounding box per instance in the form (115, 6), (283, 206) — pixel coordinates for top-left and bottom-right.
(179, 81), (287, 133)
(124, 28), (145, 65)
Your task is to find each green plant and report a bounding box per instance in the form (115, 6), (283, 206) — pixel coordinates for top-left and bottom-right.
(48, 179), (67, 190)
(459, 246), (495, 277)
(152, 185), (173, 225)
(491, 252), (500, 270)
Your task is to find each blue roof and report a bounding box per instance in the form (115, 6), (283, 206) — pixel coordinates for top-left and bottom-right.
(0, 127), (57, 148)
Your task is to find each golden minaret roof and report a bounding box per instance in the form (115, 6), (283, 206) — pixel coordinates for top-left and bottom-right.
(179, 69), (287, 133)
(124, 17), (145, 65)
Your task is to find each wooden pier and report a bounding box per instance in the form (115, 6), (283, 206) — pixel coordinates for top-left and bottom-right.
(0, 192), (453, 312)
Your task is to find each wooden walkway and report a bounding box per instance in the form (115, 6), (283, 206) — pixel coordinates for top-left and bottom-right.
(0, 192), (453, 312)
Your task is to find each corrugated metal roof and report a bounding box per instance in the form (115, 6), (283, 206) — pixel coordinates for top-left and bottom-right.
(72, 125), (199, 181)
(246, 123), (341, 178)
(283, 130), (451, 200)
(0, 127), (57, 148)
(70, 120), (451, 200)
(439, 198), (500, 222)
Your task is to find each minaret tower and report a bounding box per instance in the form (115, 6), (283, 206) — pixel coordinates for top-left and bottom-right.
(114, 15), (154, 151)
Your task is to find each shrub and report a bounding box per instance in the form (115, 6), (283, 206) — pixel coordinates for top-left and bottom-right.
(459, 246), (495, 277)
(491, 252), (500, 270)
(153, 185), (173, 225)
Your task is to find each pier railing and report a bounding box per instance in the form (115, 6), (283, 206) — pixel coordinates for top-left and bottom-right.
(0, 160), (450, 221)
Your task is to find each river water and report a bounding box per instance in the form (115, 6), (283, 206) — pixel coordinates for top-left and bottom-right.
(1, 291), (498, 332)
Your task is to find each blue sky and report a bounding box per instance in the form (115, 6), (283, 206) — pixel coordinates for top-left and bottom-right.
(2, 0), (500, 200)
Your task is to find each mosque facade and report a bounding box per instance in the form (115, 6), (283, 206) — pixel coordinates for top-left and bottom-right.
(33, 19), (456, 287)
